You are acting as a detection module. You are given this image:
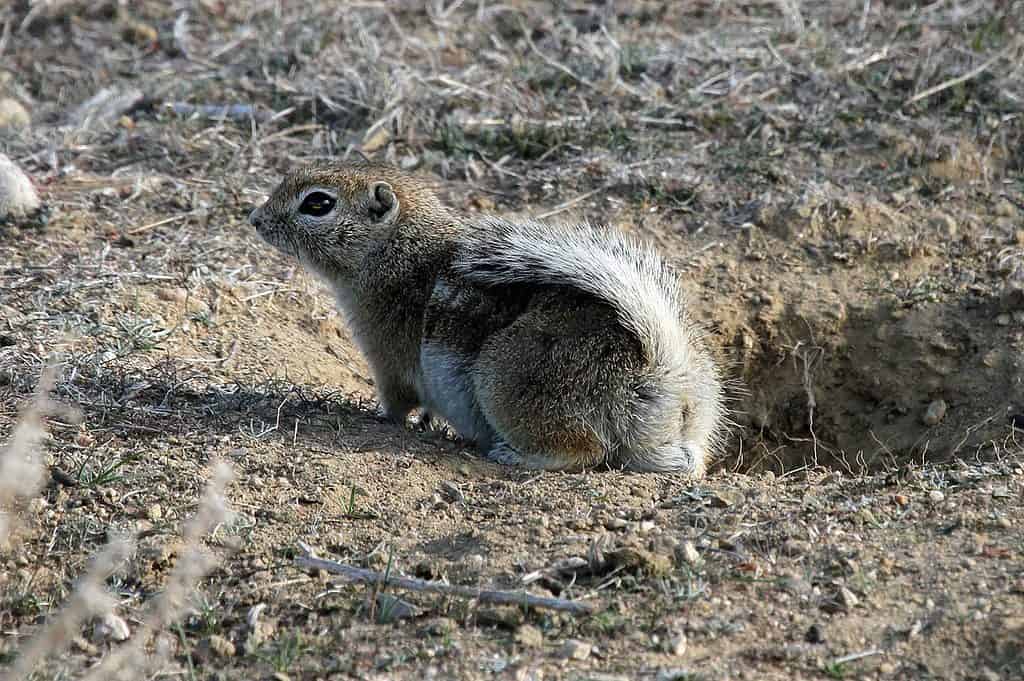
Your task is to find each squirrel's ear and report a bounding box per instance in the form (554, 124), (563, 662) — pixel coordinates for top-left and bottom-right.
(367, 181), (399, 223)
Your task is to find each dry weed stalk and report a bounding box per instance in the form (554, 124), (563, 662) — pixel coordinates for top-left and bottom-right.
(0, 365), (128, 681)
(80, 460), (234, 681)
(0, 366), (64, 549)
(0, 367), (234, 679)
(3, 538), (133, 681)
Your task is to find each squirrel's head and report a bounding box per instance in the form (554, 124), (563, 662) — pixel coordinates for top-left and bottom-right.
(249, 161), (446, 275)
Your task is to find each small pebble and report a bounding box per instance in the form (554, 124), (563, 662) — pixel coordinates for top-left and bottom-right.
(922, 399), (947, 426)
(0, 98), (30, 130)
(780, 539), (809, 557)
(147, 504), (163, 521)
(156, 287), (187, 304)
(931, 212), (957, 238)
(515, 624), (544, 649)
(666, 633), (687, 656)
(93, 613), (131, 642)
(837, 586), (860, 610)
(995, 197), (1018, 218)
(208, 634), (235, 657)
(680, 541), (701, 565)
(558, 639), (591, 661)
(0, 154), (41, 221)
(928, 490), (945, 503)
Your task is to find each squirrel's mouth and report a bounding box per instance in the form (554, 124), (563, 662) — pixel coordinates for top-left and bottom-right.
(256, 227), (299, 259)
(249, 208), (292, 255)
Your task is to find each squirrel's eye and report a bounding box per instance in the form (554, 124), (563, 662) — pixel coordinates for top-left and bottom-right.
(299, 192), (336, 217)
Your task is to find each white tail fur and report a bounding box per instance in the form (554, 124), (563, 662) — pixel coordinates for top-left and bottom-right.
(454, 217), (723, 471)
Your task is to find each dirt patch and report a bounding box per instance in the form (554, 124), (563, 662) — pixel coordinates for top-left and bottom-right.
(1, 1), (1023, 680)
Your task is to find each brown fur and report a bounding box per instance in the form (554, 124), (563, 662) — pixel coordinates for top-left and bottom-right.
(250, 161), (724, 474)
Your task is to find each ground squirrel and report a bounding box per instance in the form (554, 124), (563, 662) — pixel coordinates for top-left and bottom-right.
(249, 161), (725, 474)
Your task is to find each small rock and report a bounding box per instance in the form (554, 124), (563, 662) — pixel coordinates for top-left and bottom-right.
(156, 287), (187, 303)
(515, 624), (544, 649)
(207, 634), (235, 657)
(922, 399), (947, 426)
(604, 517), (627, 531)
(679, 541), (701, 565)
(1002, 284), (1024, 312)
(893, 494), (910, 507)
(147, 504), (163, 521)
(805, 623), (825, 644)
(476, 605), (524, 629)
(122, 20), (158, 47)
(656, 670), (696, 681)
(931, 212), (957, 238)
(708, 490), (740, 508)
(780, 539), (809, 557)
(72, 635), (99, 655)
(438, 481), (464, 503)
(423, 617), (457, 635)
(558, 639), (591, 660)
(822, 586), (859, 613)
(837, 586), (860, 609)
(1003, 615), (1024, 632)
(93, 613), (131, 642)
(995, 197), (1018, 218)
(928, 490), (946, 503)
(0, 154), (41, 221)
(0, 98), (30, 131)
(666, 632), (687, 656)
(996, 313), (1011, 326)
(776, 572), (810, 596)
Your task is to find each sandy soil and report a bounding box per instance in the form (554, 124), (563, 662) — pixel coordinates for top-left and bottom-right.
(1, 2), (1022, 680)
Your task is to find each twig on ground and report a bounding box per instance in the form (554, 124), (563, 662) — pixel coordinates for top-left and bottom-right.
(295, 547), (596, 614)
(128, 214), (188, 235)
(535, 187), (605, 220)
(832, 648), (883, 666)
(164, 102), (269, 122)
(905, 39), (1022, 107)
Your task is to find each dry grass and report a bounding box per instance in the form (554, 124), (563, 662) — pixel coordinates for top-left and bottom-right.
(1, 368), (234, 681)
(0, 366), (68, 549)
(1, 2), (1023, 679)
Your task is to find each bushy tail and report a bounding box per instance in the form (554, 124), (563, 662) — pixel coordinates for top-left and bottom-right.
(453, 217), (724, 471)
